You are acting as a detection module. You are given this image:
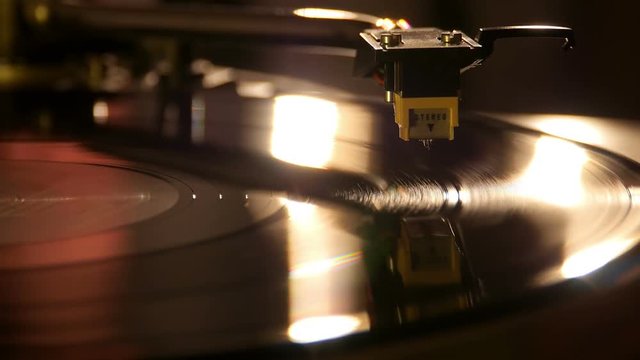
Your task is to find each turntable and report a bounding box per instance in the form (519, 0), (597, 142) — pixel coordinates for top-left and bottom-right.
(0, 1), (638, 359)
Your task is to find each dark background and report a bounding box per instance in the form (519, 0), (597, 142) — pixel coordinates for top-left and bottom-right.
(3, 1), (638, 125)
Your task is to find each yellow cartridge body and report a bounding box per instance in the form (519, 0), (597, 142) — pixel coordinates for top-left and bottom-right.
(393, 94), (459, 141)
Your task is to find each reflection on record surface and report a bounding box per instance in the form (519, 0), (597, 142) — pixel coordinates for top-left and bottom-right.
(1, 91), (640, 356)
(0, 1), (638, 357)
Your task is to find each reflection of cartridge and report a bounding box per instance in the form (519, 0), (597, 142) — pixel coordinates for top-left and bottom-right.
(362, 214), (478, 327)
(355, 26), (575, 141)
(395, 216), (471, 320)
(397, 217), (461, 286)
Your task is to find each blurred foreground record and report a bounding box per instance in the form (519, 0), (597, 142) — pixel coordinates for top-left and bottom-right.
(0, 111), (639, 359)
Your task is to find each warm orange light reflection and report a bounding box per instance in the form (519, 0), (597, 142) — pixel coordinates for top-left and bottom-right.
(561, 239), (634, 278)
(293, 8), (358, 20)
(536, 115), (603, 145)
(290, 251), (362, 279)
(288, 314), (367, 343)
(292, 8), (404, 30)
(280, 198), (316, 222)
(513, 137), (588, 207)
(93, 101), (109, 125)
(235, 81), (275, 99)
(271, 95), (339, 168)
(629, 187), (640, 204)
(396, 18), (411, 30)
(375, 18), (397, 31)
(283, 198), (369, 342)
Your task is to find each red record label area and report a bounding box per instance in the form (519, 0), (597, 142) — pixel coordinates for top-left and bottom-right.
(0, 142), (283, 269)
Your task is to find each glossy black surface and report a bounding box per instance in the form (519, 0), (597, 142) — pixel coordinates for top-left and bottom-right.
(1, 95), (640, 357)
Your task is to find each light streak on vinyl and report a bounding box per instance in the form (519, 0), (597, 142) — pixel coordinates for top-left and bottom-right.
(289, 251), (363, 279)
(288, 314), (364, 343)
(561, 238), (634, 278)
(281, 198), (317, 222)
(270, 95), (339, 168)
(513, 136), (588, 207)
(236, 80), (275, 99)
(283, 198), (368, 343)
(536, 115), (604, 145)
